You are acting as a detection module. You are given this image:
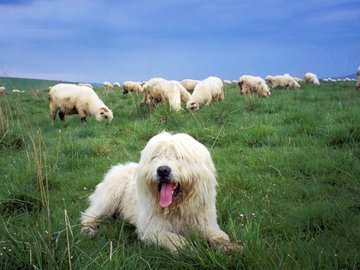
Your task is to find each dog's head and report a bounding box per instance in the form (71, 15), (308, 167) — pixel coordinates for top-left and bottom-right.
(136, 131), (217, 211)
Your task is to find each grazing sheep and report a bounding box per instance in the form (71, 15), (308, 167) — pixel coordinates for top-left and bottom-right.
(356, 67), (360, 91)
(186, 76), (224, 112)
(142, 79), (189, 111)
(123, 81), (144, 94)
(113, 82), (121, 88)
(266, 75), (300, 89)
(0, 86), (5, 95)
(12, 89), (21, 93)
(180, 79), (199, 93)
(103, 81), (113, 90)
(141, 78), (166, 105)
(49, 83), (113, 124)
(304, 72), (320, 85)
(238, 75), (270, 97)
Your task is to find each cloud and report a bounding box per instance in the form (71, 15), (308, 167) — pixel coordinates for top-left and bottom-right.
(0, 0), (359, 81)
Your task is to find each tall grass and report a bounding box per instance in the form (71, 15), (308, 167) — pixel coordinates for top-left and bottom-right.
(0, 80), (359, 269)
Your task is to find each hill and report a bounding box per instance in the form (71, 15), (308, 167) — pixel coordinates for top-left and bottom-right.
(331, 73), (357, 80)
(0, 77), (74, 91)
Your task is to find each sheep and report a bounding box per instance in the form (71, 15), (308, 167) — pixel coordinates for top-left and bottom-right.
(356, 67), (360, 91)
(103, 81), (113, 90)
(304, 72), (320, 85)
(266, 75), (300, 89)
(238, 75), (270, 97)
(0, 86), (5, 95)
(141, 77), (166, 106)
(180, 79), (199, 93)
(49, 83), (113, 124)
(12, 89), (21, 93)
(142, 79), (189, 111)
(186, 76), (224, 112)
(113, 82), (121, 88)
(123, 81), (144, 94)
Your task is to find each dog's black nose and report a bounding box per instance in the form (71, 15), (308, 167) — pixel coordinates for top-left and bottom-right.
(157, 166), (171, 178)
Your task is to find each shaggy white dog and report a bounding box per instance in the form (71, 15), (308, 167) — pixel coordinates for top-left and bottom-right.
(81, 131), (242, 253)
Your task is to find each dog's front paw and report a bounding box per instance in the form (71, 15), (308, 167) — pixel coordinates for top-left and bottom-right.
(221, 240), (244, 255)
(209, 238), (244, 255)
(81, 223), (99, 236)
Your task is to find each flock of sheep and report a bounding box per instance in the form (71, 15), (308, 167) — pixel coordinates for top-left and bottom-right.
(1, 68), (360, 124)
(47, 68), (360, 124)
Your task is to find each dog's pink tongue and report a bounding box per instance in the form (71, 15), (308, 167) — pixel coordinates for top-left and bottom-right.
(160, 183), (175, 208)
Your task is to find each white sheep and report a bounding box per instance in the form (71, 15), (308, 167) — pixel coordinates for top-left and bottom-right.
(142, 79), (189, 111)
(113, 82), (121, 88)
(141, 78), (166, 105)
(304, 72), (320, 85)
(356, 67), (360, 91)
(180, 79), (199, 93)
(0, 86), (5, 95)
(186, 76), (224, 111)
(123, 81), (144, 94)
(49, 83), (113, 124)
(12, 89), (21, 93)
(266, 75), (300, 89)
(103, 81), (113, 90)
(238, 75), (270, 97)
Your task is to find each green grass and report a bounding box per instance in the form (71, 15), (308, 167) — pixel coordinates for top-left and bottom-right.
(0, 79), (359, 269)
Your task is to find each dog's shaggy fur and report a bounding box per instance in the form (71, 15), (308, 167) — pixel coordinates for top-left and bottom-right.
(81, 131), (242, 252)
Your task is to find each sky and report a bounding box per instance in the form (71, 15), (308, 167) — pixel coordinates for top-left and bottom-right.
(0, 0), (360, 83)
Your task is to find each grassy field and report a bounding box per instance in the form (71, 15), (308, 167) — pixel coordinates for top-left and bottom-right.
(0, 78), (359, 269)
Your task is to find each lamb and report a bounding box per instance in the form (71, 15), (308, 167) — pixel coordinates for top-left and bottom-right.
(238, 75), (270, 97)
(356, 67), (360, 91)
(0, 86), (5, 95)
(180, 79), (199, 93)
(103, 81), (113, 90)
(142, 79), (190, 111)
(266, 75), (300, 89)
(186, 76), (224, 112)
(304, 72), (320, 85)
(49, 83), (113, 124)
(123, 81), (144, 94)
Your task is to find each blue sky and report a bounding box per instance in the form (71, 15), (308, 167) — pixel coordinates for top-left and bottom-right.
(0, 0), (359, 83)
